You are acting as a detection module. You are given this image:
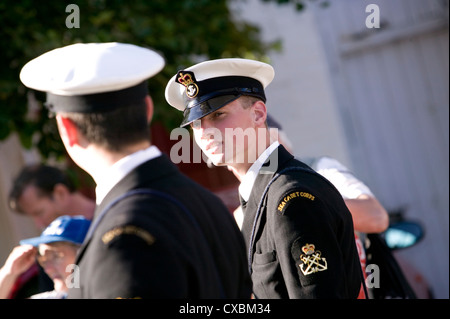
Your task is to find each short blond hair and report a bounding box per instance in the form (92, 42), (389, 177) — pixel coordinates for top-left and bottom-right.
(238, 96), (262, 109)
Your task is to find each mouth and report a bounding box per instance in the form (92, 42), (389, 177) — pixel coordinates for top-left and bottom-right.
(205, 141), (222, 154)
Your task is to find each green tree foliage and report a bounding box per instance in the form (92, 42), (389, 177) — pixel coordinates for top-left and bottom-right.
(0, 0), (278, 159)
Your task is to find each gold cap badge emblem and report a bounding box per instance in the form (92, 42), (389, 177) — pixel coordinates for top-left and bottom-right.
(176, 71), (199, 99)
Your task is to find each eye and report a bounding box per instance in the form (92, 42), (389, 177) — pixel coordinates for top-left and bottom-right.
(212, 111), (224, 119)
(189, 120), (201, 129)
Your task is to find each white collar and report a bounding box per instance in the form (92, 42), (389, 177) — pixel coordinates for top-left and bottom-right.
(238, 141), (280, 202)
(95, 146), (162, 204)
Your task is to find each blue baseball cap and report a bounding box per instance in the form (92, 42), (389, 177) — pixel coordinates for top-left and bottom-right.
(20, 215), (91, 246)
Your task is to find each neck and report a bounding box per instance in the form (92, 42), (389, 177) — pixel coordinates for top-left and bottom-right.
(67, 193), (96, 219)
(72, 140), (151, 185)
(227, 163), (252, 182)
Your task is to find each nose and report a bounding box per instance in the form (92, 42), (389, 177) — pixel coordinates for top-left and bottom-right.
(191, 119), (210, 140)
(191, 119), (205, 130)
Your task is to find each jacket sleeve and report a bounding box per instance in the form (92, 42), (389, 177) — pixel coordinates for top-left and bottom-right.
(268, 187), (359, 298)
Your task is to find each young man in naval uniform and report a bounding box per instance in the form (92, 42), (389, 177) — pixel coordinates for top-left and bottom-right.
(19, 43), (251, 298)
(165, 58), (365, 298)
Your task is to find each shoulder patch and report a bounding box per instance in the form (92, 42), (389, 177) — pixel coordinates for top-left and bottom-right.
(277, 191), (315, 213)
(102, 225), (155, 246)
(298, 243), (328, 276)
(291, 238), (330, 287)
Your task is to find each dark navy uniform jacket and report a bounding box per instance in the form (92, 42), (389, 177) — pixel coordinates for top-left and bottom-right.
(68, 154), (251, 298)
(240, 145), (363, 298)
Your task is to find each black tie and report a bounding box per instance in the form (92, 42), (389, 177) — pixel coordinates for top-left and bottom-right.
(239, 194), (247, 210)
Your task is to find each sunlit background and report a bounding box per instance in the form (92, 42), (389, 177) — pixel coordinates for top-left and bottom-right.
(1, 0), (448, 298)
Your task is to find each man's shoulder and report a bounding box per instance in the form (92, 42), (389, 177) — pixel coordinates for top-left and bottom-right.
(264, 161), (340, 211)
(270, 160), (325, 188)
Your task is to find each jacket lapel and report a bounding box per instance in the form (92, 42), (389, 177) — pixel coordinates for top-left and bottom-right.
(240, 145), (294, 251)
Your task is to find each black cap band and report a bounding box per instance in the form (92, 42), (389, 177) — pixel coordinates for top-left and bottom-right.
(45, 81), (148, 113)
(183, 76), (265, 105)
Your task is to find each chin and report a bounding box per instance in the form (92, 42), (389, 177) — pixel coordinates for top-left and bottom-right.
(205, 152), (224, 166)
(53, 279), (66, 292)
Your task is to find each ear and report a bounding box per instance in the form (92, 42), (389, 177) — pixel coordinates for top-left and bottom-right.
(252, 100), (267, 126)
(145, 95), (154, 123)
(55, 115), (79, 147)
(52, 183), (70, 202)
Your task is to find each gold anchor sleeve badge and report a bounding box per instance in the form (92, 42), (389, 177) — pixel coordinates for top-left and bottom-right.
(299, 243), (328, 276)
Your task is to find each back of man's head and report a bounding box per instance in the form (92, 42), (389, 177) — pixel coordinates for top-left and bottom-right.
(61, 99), (150, 152)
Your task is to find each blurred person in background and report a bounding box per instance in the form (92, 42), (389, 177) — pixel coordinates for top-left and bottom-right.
(0, 216), (91, 299)
(8, 164), (95, 230)
(5, 164), (95, 298)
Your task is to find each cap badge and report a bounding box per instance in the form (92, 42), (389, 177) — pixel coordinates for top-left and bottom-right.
(176, 71), (199, 99)
(299, 243), (328, 276)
